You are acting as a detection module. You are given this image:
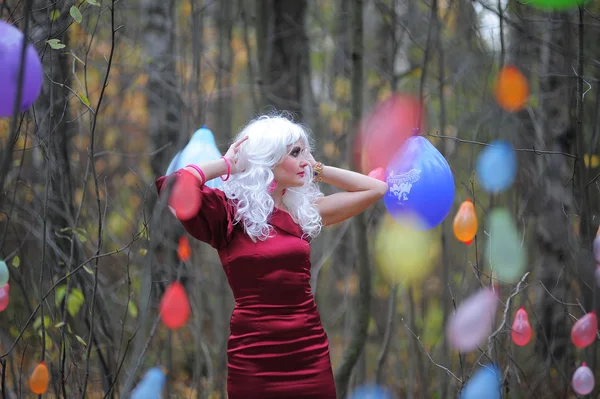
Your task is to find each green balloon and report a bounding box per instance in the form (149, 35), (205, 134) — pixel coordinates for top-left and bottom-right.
(484, 208), (527, 284)
(0, 260), (8, 286)
(526, 0), (588, 11)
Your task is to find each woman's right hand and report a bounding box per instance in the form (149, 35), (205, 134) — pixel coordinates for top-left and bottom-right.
(223, 136), (249, 174)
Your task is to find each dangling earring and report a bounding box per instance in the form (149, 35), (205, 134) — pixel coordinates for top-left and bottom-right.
(268, 180), (277, 194)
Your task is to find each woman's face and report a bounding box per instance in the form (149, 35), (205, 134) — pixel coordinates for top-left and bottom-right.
(272, 139), (310, 188)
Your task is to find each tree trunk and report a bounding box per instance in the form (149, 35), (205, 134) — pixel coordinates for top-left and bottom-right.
(256, 0), (309, 119)
(334, 1), (370, 398)
(511, 9), (577, 393)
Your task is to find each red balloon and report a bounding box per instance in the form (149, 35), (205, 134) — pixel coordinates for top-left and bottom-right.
(368, 167), (386, 182)
(159, 282), (191, 330)
(511, 306), (532, 346)
(571, 311), (598, 348)
(353, 94), (426, 174)
(168, 170), (201, 221)
(0, 283), (9, 311)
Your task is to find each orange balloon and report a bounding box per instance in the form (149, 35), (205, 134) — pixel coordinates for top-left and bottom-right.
(494, 65), (529, 112)
(29, 361), (49, 394)
(453, 199), (478, 243)
(159, 281), (191, 330)
(178, 235), (191, 262)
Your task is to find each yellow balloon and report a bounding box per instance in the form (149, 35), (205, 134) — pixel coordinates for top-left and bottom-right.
(374, 214), (438, 285)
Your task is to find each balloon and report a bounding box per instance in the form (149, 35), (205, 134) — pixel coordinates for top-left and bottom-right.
(383, 136), (455, 229)
(593, 235), (600, 263)
(0, 283), (9, 312)
(354, 93), (426, 174)
(178, 235), (191, 262)
(0, 259), (8, 286)
(511, 306), (532, 346)
(453, 199), (478, 244)
(368, 167), (386, 182)
(484, 208), (527, 284)
(595, 265), (600, 288)
(374, 214), (439, 285)
(475, 141), (517, 193)
(0, 21), (43, 117)
(527, 0), (588, 10)
(459, 364), (501, 399)
(168, 169), (201, 221)
(166, 126), (223, 189)
(159, 281), (191, 330)
(29, 361), (49, 394)
(348, 383), (394, 399)
(447, 287), (499, 352)
(131, 366), (167, 399)
(494, 65), (529, 112)
(572, 362), (595, 396)
(571, 311), (597, 348)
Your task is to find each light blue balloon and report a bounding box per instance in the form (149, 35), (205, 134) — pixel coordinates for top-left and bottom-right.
(130, 366), (167, 399)
(475, 140), (517, 193)
(0, 260), (8, 286)
(348, 383), (395, 399)
(167, 126), (223, 189)
(383, 136), (456, 229)
(459, 364), (501, 399)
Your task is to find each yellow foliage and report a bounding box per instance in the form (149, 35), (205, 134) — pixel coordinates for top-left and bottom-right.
(377, 85), (392, 102)
(202, 71), (217, 92)
(103, 128), (119, 149)
(334, 77), (351, 103)
(0, 119), (8, 139)
(329, 115), (345, 136)
(584, 154), (599, 168)
(323, 141), (340, 159)
(319, 102), (336, 117)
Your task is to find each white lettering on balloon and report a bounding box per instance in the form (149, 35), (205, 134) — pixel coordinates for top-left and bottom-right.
(387, 169), (421, 202)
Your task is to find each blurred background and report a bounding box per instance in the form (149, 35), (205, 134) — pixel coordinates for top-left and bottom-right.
(1, 0), (599, 397)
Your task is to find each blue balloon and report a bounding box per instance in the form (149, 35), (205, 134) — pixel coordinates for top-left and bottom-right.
(475, 140), (516, 193)
(348, 383), (395, 399)
(130, 366), (167, 399)
(167, 126), (223, 189)
(383, 136), (455, 229)
(459, 364), (501, 399)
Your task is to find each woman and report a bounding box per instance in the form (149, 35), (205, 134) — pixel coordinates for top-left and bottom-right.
(156, 114), (388, 398)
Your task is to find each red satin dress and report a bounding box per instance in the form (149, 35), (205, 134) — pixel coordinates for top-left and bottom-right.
(156, 170), (337, 399)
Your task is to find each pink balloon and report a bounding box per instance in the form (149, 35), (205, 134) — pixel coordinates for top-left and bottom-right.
(571, 311), (598, 348)
(0, 283), (9, 312)
(572, 362), (595, 396)
(511, 306), (532, 346)
(446, 287), (499, 352)
(368, 167), (386, 182)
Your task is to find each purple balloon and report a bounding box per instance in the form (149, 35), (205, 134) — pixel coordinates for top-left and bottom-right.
(0, 20), (43, 117)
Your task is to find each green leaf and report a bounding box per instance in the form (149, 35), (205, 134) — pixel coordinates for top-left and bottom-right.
(75, 334), (87, 347)
(87, 0), (101, 5)
(11, 255), (20, 268)
(70, 6), (82, 23)
(33, 316), (51, 330)
(55, 321), (65, 328)
(67, 288), (85, 317)
(55, 285), (67, 307)
(127, 301), (138, 318)
(66, 51), (86, 66)
(78, 93), (91, 107)
(83, 265), (94, 275)
(47, 39), (66, 50)
(50, 9), (61, 21)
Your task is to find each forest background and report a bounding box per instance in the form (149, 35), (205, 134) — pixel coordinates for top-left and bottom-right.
(1, 0), (599, 398)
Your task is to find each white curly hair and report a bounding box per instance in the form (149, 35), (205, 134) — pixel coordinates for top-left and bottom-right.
(222, 113), (324, 242)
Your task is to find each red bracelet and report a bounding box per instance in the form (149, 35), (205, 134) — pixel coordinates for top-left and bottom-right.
(186, 164), (206, 185)
(220, 156), (231, 181)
